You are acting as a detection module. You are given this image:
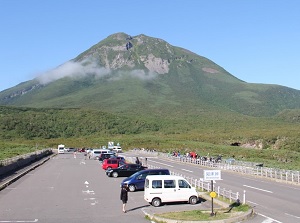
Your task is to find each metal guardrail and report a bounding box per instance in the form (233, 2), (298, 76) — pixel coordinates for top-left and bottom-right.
(169, 156), (300, 184)
(170, 171), (243, 204)
(126, 155), (243, 204)
(144, 151), (300, 185)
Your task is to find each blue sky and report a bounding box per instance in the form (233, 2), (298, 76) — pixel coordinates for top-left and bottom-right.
(1, 0), (300, 91)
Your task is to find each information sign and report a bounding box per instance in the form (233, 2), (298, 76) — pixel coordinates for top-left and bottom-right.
(203, 170), (222, 181)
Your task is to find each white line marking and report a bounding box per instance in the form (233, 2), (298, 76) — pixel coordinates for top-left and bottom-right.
(243, 185), (273, 193)
(258, 213), (282, 223)
(247, 200), (259, 205)
(262, 219), (273, 223)
(150, 160), (173, 167)
(82, 190), (95, 194)
(0, 219), (38, 222)
(285, 212), (300, 219)
(182, 168), (193, 173)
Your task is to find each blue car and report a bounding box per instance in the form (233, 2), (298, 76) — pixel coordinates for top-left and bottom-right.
(120, 168), (170, 192)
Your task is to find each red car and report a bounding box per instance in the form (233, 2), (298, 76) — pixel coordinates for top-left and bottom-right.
(102, 158), (126, 170)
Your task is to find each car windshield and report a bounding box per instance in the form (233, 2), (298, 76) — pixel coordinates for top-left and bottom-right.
(129, 170), (143, 178)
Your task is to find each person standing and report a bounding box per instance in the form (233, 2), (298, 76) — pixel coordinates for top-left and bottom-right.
(120, 184), (129, 213)
(135, 157), (140, 165)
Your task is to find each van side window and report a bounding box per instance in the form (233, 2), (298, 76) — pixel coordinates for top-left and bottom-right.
(152, 180), (162, 189)
(178, 180), (190, 188)
(164, 180), (176, 188)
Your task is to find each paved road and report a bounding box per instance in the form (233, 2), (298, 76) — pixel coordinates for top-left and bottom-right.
(0, 152), (213, 223)
(133, 151), (300, 223)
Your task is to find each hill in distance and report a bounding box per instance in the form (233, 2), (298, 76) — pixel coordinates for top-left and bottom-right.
(0, 32), (300, 118)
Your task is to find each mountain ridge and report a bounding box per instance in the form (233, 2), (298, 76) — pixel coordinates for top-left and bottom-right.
(0, 32), (300, 117)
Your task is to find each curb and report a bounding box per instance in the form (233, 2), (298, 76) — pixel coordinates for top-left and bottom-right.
(143, 193), (255, 223)
(143, 209), (255, 223)
(143, 208), (255, 223)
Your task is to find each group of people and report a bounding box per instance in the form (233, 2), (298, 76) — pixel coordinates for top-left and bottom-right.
(170, 151), (223, 163)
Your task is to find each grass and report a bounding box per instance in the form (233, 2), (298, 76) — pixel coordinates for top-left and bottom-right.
(153, 204), (251, 222)
(0, 142), (39, 160)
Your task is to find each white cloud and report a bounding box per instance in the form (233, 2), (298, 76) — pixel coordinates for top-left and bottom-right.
(36, 59), (158, 85)
(37, 59), (111, 84)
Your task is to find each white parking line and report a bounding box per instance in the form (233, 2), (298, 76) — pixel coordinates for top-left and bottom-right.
(258, 213), (282, 223)
(0, 219), (38, 222)
(243, 185), (273, 193)
(182, 168), (193, 173)
(285, 212), (300, 219)
(149, 160), (174, 167)
(247, 200), (259, 205)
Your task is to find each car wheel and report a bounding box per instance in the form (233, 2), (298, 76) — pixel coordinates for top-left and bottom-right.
(112, 172), (118, 178)
(152, 198), (161, 207)
(107, 167), (112, 170)
(128, 184), (136, 192)
(189, 196), (198, 205)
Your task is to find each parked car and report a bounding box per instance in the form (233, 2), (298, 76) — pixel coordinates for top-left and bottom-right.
(78, 148), (86, 153)
(102, 158), (126, 170)
(92, 149), (113, 160)
(109, 156), (126, 163)
(98, 153), (115, 162)
(120, 169), (170, 192)
(106, 164), (147, 178)
(144, 175), (198, 207)
(112, 146), (123, 153)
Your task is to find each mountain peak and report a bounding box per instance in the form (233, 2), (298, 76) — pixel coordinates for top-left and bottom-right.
(74, 32), (193, 75)
(1, 33), (300, 117)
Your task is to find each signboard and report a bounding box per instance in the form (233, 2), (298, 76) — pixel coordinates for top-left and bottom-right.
(203, 170), (222, 181)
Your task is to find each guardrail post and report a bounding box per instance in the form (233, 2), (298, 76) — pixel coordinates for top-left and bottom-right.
(243, 190), (246, 204)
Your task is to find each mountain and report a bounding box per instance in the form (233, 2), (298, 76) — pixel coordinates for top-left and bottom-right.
(1, 32), (300, 117)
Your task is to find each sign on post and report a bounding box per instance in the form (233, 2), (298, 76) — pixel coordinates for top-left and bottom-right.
(203, 170), (221, 181)
(203, 170), (222, 216)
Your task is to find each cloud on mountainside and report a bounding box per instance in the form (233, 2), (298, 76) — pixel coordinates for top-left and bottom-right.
(36, 60), (158, 84)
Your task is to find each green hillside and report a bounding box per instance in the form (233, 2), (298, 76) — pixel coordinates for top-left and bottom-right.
(0, 33), (299, 117)
(1, 106), (299, 170)
(0, 33), (299, 170)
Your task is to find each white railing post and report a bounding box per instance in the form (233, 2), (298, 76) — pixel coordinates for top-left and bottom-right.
(243, 190), (246, 204)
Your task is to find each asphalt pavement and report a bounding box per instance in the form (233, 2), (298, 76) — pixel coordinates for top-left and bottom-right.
(0, 152), (226, 223)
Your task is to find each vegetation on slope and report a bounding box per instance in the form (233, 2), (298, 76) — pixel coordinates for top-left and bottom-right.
(1, 106), (299, 170)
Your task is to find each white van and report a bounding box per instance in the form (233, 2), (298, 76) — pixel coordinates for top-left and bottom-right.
(112, 146), (122, 153)
(92, 149), (112, 159)
(144, 175), (198, 207)
(58, 144), (65, 154)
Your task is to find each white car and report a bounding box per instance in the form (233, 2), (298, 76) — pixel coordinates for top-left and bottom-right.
(112, 147), (122, 153)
